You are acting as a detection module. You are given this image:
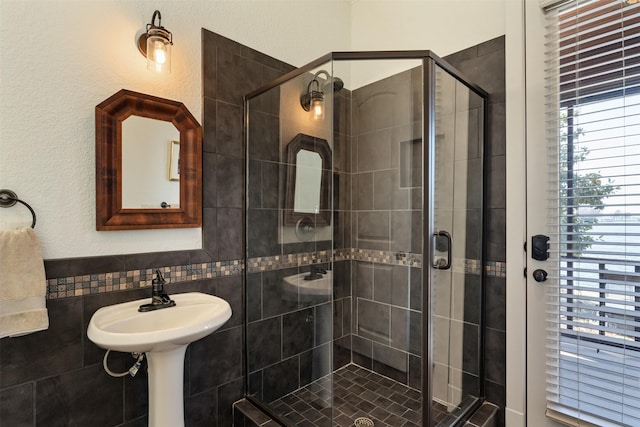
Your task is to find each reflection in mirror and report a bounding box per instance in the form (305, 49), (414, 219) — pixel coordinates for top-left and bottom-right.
(294, 150), (322, 214)
(285, 134), (331, 226)
(121, 116), (180, 209)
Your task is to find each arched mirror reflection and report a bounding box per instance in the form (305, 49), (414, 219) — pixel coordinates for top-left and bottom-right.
(284, 133), (331, 226)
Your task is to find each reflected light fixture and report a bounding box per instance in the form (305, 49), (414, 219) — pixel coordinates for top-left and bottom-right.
(137, 10), (173, 74)
(300, 76), (325, 120)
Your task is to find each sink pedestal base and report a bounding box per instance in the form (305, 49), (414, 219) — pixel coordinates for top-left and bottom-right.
(87, 293), (232, 427)
(146, 346), (188, 427)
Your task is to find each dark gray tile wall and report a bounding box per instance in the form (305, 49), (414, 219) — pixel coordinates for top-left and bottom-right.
(444, 36), (507, 425)
(204, 30), (293, 263)
(349, 68), (423, 387)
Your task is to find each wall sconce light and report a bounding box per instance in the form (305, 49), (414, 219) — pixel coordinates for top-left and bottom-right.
(300, 70), (344, 120)
(300, 78), (325, 120)
(137, 10), (173, 74)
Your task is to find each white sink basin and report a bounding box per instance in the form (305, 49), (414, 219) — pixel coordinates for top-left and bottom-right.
(87, 291), (232, 427)
(88, 292), (231, 353)
(282, 271), (332, 300)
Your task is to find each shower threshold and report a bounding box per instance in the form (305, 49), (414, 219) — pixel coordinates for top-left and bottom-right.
(268, 364), (449, 427)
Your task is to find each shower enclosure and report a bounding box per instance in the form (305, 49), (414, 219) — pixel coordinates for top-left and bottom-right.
(245, 51), (487, 426)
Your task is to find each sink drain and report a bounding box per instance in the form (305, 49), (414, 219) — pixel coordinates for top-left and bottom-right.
(354, 417), (374, 427)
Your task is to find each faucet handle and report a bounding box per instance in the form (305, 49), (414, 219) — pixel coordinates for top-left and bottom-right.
(153, 270), (166, 285)
(310, 264), (327, 275)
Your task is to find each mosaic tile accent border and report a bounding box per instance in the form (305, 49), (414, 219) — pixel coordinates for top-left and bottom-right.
(245, 248), (504, 277)
(350, 248), (423, 268)
(46, 260), (243, 300)
(46, 249), (506, 299)
(244, 248), (422, 273)
(245, 250), (334, 273)
(485, 261), (506, 278)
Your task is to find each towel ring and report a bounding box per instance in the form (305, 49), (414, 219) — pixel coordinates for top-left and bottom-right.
(0, 189), (36, 228)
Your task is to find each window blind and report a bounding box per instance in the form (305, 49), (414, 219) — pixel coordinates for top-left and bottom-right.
(545, 1), (640, 426)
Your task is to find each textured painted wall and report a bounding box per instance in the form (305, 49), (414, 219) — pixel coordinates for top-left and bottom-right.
(349, 0), (506, 88)
(351, 0), (505, 54)
(0, 0), (351, 259)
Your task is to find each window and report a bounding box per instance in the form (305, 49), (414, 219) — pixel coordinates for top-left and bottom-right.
(545, 1), (640, 425)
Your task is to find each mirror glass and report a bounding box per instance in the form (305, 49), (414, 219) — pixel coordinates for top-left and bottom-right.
(96, 89), (202, 231)
(294, 149), (322, 214)
(121, 116), (180, 209)
(284, 134), (331, 226)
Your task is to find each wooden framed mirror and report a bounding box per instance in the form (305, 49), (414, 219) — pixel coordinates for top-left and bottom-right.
(95, 89), (202, 230)
(284, 133), (331, 226)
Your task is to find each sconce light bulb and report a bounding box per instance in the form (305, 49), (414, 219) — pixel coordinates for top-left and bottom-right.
(154, 42), (167, 64)
(145, 36), (171, 73)
(311, 99), (324, 120)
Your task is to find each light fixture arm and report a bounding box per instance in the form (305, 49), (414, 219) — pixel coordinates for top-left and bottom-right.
(306, 78), (321, 94)
(145, 10), (172, 44)
(313, 70), (331, 81)
(150, 10), (162, 29)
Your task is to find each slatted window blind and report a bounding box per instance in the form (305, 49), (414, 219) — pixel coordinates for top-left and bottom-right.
(545, 1), (640, 425)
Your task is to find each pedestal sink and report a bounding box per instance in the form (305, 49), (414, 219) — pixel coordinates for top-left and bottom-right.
(87, 292), (231, 427)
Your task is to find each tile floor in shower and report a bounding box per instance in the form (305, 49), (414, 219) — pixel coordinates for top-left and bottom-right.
(269, 364), (450, 427)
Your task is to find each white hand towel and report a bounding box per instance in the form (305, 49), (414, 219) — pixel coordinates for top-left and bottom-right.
(0, 227), (49, 338)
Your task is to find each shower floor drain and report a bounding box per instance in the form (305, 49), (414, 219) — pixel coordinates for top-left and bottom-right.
(354, 417), (374, 427)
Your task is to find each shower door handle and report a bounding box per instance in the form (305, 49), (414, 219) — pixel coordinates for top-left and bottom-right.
(432, 231), (452, 270)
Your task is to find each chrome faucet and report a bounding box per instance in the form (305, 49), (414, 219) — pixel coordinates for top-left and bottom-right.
(139, 270), (176, 312)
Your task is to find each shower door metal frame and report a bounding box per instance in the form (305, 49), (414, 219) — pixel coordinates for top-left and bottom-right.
(244, 50), (489, 427)
(424, 55), (436, 427)
(423, 55), (490, 427)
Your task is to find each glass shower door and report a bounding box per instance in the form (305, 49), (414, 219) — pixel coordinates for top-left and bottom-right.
(245, 60), (336, 426)
(430, 63), (485, 424)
